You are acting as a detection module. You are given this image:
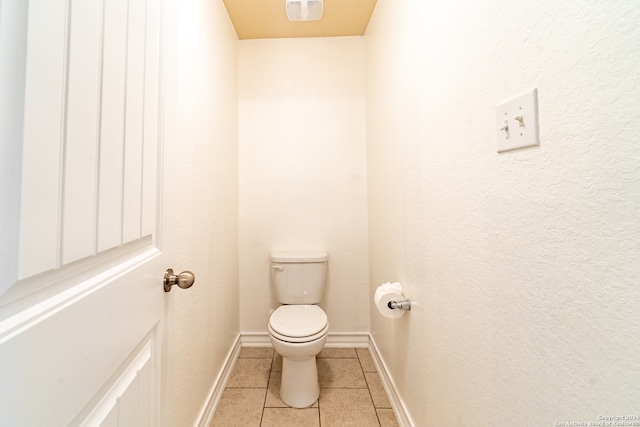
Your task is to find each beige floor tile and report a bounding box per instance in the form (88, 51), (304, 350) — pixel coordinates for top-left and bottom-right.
(266, 371), (318, 408)
(211, 347), (399, 427)
(239, 346), (274, 358)
(271, 352), (282, 372)
(356, 347), (377, 372)
(265, 371), (287, 408)
(365, 372), (391, 408)
(318, 348), (357, 358)
(319, 388), (380, 427)
(261, 408), (320, 427)
(377, 408), (400, 427)
(318, 358), (367, 388)
(209, 388), (266, 427)
(227, 358), (272, 388)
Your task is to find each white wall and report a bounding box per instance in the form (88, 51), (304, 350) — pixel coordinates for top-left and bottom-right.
(162, 1), (239, 425)
(238, 37), (369, 335)
(366, 0), (640, 425)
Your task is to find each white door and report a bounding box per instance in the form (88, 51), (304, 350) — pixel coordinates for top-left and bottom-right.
(0, 0), (173, 425)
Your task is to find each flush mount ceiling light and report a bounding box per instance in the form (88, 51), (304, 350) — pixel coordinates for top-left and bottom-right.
(286, 0), (323, 21)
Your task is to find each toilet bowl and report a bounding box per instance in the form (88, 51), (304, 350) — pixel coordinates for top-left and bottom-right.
(268, 304), (328, 408)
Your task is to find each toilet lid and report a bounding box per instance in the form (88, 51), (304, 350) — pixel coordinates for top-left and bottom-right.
(269, 305), (327, 338)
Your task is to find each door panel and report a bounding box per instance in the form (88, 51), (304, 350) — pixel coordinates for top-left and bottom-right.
(62, 0), (103, 265)
(17, 0), (160, 278)
(0, 0), (164, 425)
(0, 251), (162, 426)
(98, 0), (129, 253)
(122, 0), (148, 244)
(85, 343), (153, 427)
(17, 0), (67, 279)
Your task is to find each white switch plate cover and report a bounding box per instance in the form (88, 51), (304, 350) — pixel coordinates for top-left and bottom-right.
(495, 88), (539, 153)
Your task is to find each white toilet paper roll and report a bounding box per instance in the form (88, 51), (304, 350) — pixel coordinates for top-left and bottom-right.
(374, 284), (406, 319)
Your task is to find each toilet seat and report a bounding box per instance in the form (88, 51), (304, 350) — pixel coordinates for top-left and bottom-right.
(269, 305), (328, 343)
(269, 323), (328, 343)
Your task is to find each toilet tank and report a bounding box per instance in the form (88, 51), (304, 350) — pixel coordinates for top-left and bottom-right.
(271, 252), (328, 304)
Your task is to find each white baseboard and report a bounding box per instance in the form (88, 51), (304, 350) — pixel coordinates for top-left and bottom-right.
(326, 332), (370, 347)
(240, 331), (370, 348)
(195, 334), (241, 427)
(368, 336), (415, 427)
(239, 332), (270, 346)
(196, 333), (414, 427)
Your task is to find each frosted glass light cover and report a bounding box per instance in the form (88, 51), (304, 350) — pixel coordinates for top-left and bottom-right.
(286, 0), (323, 21)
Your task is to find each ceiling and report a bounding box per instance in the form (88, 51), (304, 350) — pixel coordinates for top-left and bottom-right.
(222, 0), (378, 40)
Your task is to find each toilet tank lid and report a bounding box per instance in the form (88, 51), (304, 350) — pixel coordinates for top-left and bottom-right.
(271, 251), (328, 263)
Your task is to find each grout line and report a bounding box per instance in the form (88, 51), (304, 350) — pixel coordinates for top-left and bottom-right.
(224, 386), (269, 389)
(359, 356), (383, 426)
(258, 352), (274, 427)
(356, 348), (366, 371)
(317, 385), (322, 426)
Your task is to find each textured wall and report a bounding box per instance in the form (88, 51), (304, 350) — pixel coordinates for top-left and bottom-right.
(162, 0), (239, 425)
(366, 0), (640, 425)
(238, 37), (369, 334)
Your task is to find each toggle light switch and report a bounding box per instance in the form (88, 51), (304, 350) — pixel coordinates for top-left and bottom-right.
(495, 88), (539, 153)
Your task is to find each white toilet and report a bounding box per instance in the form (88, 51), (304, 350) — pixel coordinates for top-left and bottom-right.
(268, 251), (329, 408)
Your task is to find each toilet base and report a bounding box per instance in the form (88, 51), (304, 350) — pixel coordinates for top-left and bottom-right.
(280, 356), (319, 408)
(268, 318), (328, 409)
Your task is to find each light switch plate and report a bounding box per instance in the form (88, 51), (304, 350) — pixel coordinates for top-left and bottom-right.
(495, 88), (539, 153)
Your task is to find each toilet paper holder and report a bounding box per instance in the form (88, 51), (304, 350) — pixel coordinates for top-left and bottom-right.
(387, 300), (411, 311)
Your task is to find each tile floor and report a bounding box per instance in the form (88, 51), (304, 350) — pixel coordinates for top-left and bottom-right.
(210, 347), (400, 427)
